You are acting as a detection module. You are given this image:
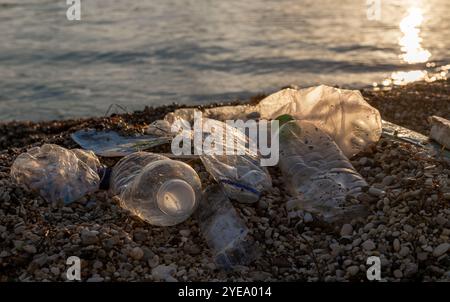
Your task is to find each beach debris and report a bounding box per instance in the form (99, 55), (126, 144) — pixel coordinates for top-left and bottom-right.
(429, 115), (450, 150)
(381, 120), (450, 160)
(10, 144), (100, 204)
(194, 117), (272, 204)
(71, 129), (170, 157)
(110, 152), (202, 226)
(278, 120), (368, 223)
(164, 85), (382, 158)
(197, 185), (260, 269)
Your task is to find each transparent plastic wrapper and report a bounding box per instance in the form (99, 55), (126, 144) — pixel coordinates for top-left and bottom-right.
(165, 85), (382, 158)
(10, 144), (101, 204)
(197, 185), (260, 269)
(278, 120), (368, 223)
(110, 152), (202, 226)
(255, 86), (382, 157)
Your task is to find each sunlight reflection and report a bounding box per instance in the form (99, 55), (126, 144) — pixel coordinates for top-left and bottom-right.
(399, 7), (431, 64)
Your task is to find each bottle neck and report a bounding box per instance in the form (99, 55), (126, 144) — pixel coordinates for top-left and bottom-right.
(156, 179), (196, 217)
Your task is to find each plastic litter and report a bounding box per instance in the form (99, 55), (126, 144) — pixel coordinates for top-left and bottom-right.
(10, 144), (101, 204)
(165, 85), (382, 158)
(110, 152), (202, 226)
(382, 120), (450, 160)
(429, 116), (450, 150)
(278, 120), (368, 223)
(194, 117), (272, 203)
(197, 185), (260, 269)
(71, 128), (170, 157)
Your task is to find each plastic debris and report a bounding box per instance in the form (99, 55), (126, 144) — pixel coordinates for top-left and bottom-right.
(278, 120), (368, 223)
(71, 129), (170, 157)
(10, 144), (101, 204)
(110, 152), (202, 226)
(165, 85), (382, 158)
(197, 185), (260, 269)
(429, 116), (450, 150)
(194, 117), (272, 203)
(382, 120), (450, 160)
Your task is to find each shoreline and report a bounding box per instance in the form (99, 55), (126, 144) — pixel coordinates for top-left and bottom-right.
(0, 80), (449, 282)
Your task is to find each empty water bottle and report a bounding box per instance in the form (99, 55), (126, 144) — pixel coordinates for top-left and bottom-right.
(278, 120), (368, 223)
(197, 185), (260, 269)
(110, 152), (202, 226)
(10, 144), (101, 204)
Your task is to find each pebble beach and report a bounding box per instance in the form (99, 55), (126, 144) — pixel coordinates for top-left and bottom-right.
(0, 80), (449, 282)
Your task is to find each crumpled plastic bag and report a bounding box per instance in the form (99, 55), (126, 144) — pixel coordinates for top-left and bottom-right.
(10, 144), (101, 204)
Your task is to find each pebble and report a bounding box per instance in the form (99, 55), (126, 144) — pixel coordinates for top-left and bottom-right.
(152, 265), (176, 281)
(340, 224), (353, 237)
(399, 246), (410, 257)
(346, 266), (359, 276)
(179, 229), (191, 237)
(130, 247), (144, 260)
(362, 240), (376, 251)
(433, 243), (449, 257)
(368, 187), (386, 197)
(23, 245), (37, 254)
(303, 212), (313, 223)
(393, 269), (403, 279)
(393, 239), (400, 252)
(81, 230), (99, 245)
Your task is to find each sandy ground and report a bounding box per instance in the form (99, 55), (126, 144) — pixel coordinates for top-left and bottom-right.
(0, 80), (449, 282)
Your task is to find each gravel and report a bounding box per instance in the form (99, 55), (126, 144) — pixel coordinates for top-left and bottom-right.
(0, 80), (449, 282)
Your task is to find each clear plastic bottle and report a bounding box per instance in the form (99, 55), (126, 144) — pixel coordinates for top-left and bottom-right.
(10, 144), (101, 204)
(110, 152), (202, 226)
(278, 120), (368, 223)
(197, 185), (260, 269)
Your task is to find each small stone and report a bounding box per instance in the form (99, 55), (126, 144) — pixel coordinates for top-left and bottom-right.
(435, 215), (447, 226)
(304, 212), (313, 223)
(368, 187), (386, 197)
(362, 240), (376, 251)
(399, 246), (410, 257)
(152, 265), (176, 281)
(340, 224), (353, 237)
(87, 276), (105, 282)
(23, 245), (37, 254)
(382, 175), (395, 186)
(179, 229), (190, 237)
(433, 243), (449, 257)
(81, 230), (99, 245)
(130, 247), (144, 260)
(393, 239), (400, 252)
(393, 269), (403, 279)
(404, 263), (418, 277)
(417, 252), (428, 261)
(444, 193), (450, 200)
(93, 261), (103, 269)
(347, 266), (359, 276)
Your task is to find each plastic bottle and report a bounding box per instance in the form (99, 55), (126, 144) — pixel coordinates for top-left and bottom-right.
(10, 144), (101, 204)
(278, 120), (368, 223)
(110, 152), (202, 226)
(197, 185), (260, 269)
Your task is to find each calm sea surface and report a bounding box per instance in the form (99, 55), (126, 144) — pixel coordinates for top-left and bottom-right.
(0, 0), (449, 121)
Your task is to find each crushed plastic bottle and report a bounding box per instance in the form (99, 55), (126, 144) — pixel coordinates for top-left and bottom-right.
(195, 117), (272, 203)
(278, 120), (368, 223)
(197, 185), (260, 269)
(10, 144), (101, 204)
(110, 152), (202, 226)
